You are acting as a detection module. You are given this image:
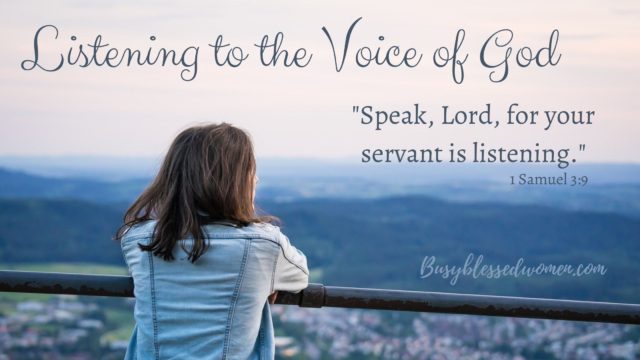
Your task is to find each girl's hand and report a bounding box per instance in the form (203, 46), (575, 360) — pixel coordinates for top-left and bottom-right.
(268, 291), (278, 304)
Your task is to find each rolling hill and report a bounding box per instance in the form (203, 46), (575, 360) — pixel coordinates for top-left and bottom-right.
(0, 196), (638, 304)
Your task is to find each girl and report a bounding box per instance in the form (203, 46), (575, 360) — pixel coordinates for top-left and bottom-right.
(114, 123), (309, 359)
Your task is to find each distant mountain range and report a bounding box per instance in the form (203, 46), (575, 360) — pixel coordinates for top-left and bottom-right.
(0, 194), (638, 304)
(0, 168), (149, 203)
(0, 165), (638, 304)
(1, 165), (640, 218)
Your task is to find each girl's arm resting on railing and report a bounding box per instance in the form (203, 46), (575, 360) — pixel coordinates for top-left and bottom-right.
(271, 231), (309, 297)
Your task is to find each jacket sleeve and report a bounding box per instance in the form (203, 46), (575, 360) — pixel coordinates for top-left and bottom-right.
(272, 230), (309, 294)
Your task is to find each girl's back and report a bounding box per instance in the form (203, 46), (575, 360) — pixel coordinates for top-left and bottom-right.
(121, 220), (308, 360)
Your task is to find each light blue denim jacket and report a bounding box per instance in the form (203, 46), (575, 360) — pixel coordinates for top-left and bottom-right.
(119, 219), (309, 360)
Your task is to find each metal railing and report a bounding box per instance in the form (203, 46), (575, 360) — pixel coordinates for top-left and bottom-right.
(1, 270), (639, 325)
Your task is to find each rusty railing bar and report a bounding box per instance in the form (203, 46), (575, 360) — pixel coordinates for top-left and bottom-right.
(0, 270), (638, 325)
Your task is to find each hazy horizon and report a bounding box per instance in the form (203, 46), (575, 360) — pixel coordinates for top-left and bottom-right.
(1, 154), (639, 185)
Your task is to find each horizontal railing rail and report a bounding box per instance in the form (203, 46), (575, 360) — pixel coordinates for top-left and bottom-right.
(1, 270), (639, 325)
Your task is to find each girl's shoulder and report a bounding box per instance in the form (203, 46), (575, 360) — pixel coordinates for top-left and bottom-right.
(120, 219), (158, 242)
(249, 221), (280, 233)
(119, 219), (283, 242)
(204, 221), (283, 242)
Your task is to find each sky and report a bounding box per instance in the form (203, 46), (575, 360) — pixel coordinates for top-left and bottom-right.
(0, 0), (639, 164)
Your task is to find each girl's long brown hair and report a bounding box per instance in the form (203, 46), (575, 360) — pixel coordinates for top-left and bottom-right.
(114, 122), (277, 263)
